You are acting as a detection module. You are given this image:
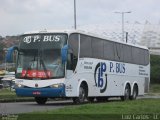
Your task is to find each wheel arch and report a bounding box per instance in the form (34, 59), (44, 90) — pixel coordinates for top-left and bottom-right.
(123, 81), (131, 95)
(132, 82), (139, 96)
(77, 79), (89, 97)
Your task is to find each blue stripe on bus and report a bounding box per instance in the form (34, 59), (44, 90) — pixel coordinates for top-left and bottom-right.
(15, 86), (65, 97)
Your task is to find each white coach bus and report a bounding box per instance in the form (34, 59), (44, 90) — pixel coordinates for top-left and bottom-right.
(6, 30), (150, 104)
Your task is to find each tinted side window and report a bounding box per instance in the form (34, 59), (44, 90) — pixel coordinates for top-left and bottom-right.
(114, 43), (123, 62)
(139, 49), (145, 65)
(132, 47), (146, 65)
(144, 50), (149, 65)
(123, 45), (132, 63)
(80, 35), (92, 58)
(132, 47), (138, 64)
(92, 38), (103, 59)
(68, 34), (79, 57)
(103, 41), (114, 60)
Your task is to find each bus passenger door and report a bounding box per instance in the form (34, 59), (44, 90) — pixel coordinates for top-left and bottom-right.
(66, 52), (79, 97)
(66, 53), (77, 78)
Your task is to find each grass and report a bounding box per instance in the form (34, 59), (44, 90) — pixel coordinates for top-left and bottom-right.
(33, 99), (160, 114)
(149, 84), (160, 93)
(17, 99), (160, 120)
(0, 88), (16, 98)
(148, 84), (160, 96)
(0, 84), (160, 120)
(0, 88), (34, 102)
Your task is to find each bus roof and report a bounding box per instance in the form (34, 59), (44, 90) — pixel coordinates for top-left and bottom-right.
(23, 29), (148, 50)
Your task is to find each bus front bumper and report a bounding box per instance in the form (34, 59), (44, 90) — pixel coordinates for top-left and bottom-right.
(15, 86), (65, 97)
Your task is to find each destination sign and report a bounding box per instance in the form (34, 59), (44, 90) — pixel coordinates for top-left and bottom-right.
(23, 35), (61, 44)
(20, 34), (68, 49)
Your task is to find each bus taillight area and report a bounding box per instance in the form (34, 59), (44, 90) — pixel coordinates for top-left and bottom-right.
(15, 83), (65, 98)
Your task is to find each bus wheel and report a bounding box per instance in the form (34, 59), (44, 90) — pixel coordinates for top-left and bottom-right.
(121, 84), (130, 101)
(35, 97), (48, 105)
(130, 85), (138, 100)
(73, 86), (86, 104)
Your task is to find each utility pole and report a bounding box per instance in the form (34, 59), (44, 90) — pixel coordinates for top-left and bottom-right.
(74, 0), (77, 30)
(115, 11), (131, 42)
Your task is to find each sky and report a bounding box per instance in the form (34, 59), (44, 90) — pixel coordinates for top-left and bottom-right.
(0, 0), (160, 36)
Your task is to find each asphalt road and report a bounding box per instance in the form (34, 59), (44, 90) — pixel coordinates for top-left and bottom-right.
(0, 96), (160, 114)
(0, 100), (73, 114)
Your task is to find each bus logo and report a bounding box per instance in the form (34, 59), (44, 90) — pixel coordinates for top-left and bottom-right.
(94, 62), (107, 93)
(23, 36), (32, 44)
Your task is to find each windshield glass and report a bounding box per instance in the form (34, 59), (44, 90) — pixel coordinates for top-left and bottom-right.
(16, 33), (67, 80)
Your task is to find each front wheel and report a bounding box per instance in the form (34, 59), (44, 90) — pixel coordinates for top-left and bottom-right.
(35, 97), (48, 105)
(73, 86), (86, 104)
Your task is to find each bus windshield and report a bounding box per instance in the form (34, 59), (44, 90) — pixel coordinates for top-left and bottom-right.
(15, 33), (68, 80)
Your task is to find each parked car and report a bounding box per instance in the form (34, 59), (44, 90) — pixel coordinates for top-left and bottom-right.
(1, 71), (15, 90)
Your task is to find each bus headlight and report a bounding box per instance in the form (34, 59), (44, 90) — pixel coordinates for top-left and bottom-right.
(50, 83), (64, 88)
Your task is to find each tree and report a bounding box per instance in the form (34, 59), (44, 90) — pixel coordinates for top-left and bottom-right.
(150, 55), (160, 83)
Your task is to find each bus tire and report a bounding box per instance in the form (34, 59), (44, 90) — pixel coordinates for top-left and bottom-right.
(121, 84), (130, 101)
(130, 85), (138, 100)
(73, 85), (86, 104)
(35, 97), (48, 105)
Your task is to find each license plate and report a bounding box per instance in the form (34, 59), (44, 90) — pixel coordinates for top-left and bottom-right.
(32, 91), (41, 95)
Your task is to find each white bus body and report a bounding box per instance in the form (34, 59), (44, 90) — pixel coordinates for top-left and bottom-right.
(11, 30), (150, 104)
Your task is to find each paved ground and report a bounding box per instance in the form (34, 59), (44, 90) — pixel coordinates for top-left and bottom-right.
(0, 100), (73, 114)
(0, 95), (159, 114)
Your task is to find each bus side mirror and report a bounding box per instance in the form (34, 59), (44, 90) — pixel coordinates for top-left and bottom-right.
(6, 46), (18, 63)
(61, 45), (68, 64)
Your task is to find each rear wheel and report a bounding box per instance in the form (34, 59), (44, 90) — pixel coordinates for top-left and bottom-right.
(121, 84), (130, 101)
(130, 85), (138, 100)
(35, 97), (48, 105)
(73, 86), (87, 104)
